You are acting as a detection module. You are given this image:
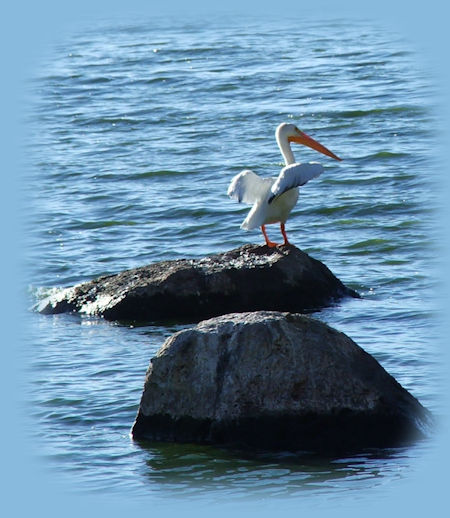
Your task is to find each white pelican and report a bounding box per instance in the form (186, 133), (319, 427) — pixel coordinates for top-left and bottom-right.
(227, 122), (342, 247)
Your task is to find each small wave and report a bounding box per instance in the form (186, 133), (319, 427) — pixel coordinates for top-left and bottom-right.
(379, 276), (420, 286)
(361, 151), (409, 160)
(130, 170), (191, 179)
(29, 285), (63, 304)
(140, 77), (175, 85)
(68, 220), (138, 230)
(335, 218), (366, 226)
(331, 106), (427, 119)
(323, 175), (389, 186)
(31, 285), (76, 312)
(91, 117), (144, 125)
(79, 76), (112, 85)
(312, 205), (352, 216)
(347, 238), (394, 250)
(342, 238), (402, 255)
(178, 222), (218, 235)
(382, 259), (409, 265)
(365, 203), (425, 217)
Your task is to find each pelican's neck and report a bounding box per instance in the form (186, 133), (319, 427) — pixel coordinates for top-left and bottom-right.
(276, 132), (295, 166)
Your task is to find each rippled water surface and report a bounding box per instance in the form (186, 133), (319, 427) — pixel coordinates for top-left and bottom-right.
(24, 15), (441, 505)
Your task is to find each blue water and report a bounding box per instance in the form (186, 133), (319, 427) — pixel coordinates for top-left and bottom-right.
(24, 14), (440, 505)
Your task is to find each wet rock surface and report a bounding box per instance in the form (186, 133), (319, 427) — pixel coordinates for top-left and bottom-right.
(38, 244), (359, 323)
(132, 311), (432, 453)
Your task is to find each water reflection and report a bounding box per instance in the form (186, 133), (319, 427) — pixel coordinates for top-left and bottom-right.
(137, 439), (425, 500)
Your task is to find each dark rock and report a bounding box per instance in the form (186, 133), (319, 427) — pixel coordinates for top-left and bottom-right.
(38, 244), (359, 323)
(131, 311), (432, 453)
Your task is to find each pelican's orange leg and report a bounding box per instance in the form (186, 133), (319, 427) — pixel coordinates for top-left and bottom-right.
(261, 224), (278, 248)
(280, 222), (290, 246)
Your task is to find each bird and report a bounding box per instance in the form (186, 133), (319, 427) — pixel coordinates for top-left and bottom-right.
(227, 122), (342, 247)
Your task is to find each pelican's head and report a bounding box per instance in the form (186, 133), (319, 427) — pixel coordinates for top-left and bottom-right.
(276, 122), (342, 161)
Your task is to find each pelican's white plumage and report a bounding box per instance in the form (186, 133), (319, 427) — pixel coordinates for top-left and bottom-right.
(227, 122), (341, 247)
(227, 170), (273, 206)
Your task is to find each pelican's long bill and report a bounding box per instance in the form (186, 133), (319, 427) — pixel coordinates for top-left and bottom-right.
(289, 131), (342, 161)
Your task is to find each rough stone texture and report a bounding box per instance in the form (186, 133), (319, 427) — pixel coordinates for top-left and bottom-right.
(132, 311), (432, 453)
(38, 244), (359, 323)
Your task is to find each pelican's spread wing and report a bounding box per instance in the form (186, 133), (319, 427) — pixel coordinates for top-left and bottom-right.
(227, 170), (273, 205)
(268, 162), (323, 204)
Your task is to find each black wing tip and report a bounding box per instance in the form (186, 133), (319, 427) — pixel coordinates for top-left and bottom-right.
(268, 194), (275, 205)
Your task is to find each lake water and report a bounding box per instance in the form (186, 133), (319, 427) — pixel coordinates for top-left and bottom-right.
(24, 13), (441, 508)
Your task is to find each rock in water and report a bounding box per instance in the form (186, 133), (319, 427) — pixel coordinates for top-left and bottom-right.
(38, 244), (359, 322)
(132, 311), (432, 453)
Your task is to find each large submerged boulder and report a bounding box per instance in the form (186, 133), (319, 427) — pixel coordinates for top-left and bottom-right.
(38, 244), (358, 322)
(132, 311), (431, 453)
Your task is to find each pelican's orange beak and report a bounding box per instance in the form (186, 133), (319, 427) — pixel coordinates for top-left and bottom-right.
(289, 131), (342, 161)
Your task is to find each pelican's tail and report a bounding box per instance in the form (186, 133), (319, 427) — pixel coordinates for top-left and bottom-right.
(240, 203), (266, 230)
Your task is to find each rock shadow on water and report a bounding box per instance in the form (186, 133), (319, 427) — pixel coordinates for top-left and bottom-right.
(135, 438), (426, 499)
